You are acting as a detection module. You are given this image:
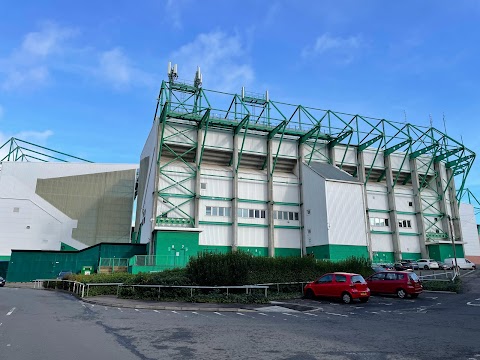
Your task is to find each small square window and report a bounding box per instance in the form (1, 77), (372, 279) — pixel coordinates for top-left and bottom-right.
(289, 212), (294, 221)
(407, 220), (411, 228)
(370, 218), (375, 227)
(273, 211), (277, 220)
(385, 218), (389, 226)
(255, 210), (260, 218)
(225, 207), (231, 217)
(398, 221), (403, 228)
(212, 207), (218, 216)
(201, 183), (207, 190)
(249, 209), (254, 218)
(261, 210), (266, 219)
(408, 201), (413, 207)
(206, 206), (212, 216)
(278, 211), (283, 220)
(219, 207), (225, 216)
(13, 207), (20, 213)
(294, 212), (299, 221)
(283, 211), (288, 220)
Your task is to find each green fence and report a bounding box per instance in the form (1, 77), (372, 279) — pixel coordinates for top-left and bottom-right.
(130, 254), (189, 274)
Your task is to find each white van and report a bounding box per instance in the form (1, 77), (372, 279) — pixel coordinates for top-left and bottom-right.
(444, 258), (476, 270)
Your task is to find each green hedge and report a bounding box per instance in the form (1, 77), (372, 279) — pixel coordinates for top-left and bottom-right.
(422, 278), (462, 293)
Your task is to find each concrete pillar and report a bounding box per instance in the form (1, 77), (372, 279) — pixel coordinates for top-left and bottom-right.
(267, 139), (275, 257)
(298, 143), (306, 257)
(194, 129), (204, 228)
(410, 158), (428, 258)
(357, 150), (373, 261)
(385, 155), (402, 261)
(434, 162), (451, 240)
(446, 168), (463, 242)
(328, 145), (336, 166)
(232, 134), (239, 252)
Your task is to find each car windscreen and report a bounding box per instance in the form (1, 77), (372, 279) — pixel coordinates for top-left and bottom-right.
(408, 273), (420, 281)
(351, 275), (366, 284)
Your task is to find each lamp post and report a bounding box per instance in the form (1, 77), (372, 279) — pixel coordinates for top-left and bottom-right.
(447, 215), (459, 275)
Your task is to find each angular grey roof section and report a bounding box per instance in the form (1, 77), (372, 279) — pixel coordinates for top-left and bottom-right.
(307, 161), (361, 183)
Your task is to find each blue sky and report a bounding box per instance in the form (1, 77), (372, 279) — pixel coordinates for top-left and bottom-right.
(1, 1), (480, 201)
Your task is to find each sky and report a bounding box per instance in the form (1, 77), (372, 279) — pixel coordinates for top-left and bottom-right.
(1, 0), (480, 203)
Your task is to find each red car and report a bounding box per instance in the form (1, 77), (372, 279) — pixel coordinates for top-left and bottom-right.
(304, 272), (370, 304)
(366, 271), (422, 299)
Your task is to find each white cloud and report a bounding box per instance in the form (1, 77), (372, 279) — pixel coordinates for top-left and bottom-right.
(165, 0), (183, 30)
(21, 22), (77, 57)
(170, 31), (254, 92)
(0, 22), (77, 91)
(302, 33), (365, 63)
(96, 48), (153, 90)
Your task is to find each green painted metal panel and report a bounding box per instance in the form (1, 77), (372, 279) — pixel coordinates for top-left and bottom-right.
(428, 243), (464, 261)
(401, 252), (421, 260)
(154, 231), (200, 268)
(60, 242), (77, 251)
(199, 246), (232, 254)
(306, 245), (368, 261)
(0, 256), (11, 261)
(0, 261), (8, 278)
(372, 251), (395, 264)
(238, 247), (269, 256)
(275, 248), (301, 257)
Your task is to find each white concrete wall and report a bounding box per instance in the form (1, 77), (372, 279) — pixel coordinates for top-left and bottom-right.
(460, 203), (480, 256)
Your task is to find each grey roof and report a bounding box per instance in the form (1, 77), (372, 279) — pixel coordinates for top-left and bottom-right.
(307, 162), (361, 183)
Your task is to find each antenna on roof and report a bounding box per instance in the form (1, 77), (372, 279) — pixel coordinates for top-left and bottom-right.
(443, 113), (448, 135)
(429, 114), (433, 128)
(194, 66), (202, 88)
(168, 61), (178, 82)
(403, 110), (407, 124)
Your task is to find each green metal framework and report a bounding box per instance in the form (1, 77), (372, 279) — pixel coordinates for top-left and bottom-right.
(0, 137), (92, 163)
(153, 77), (476, 228)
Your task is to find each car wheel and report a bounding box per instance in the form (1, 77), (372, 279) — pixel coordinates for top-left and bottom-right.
(304, 289), (315, 300)
(341, 292), (352, 304)
(410, 294), (419, 299)
(396, 288), (407, 299)
(359, 297), (369, 303)
(424, 265), (429, 270)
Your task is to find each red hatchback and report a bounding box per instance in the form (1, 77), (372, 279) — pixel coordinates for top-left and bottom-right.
(366, 271), (422, 299)
(304, 272), (370, 304)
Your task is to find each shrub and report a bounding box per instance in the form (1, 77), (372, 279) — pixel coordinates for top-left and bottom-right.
(422, 278), (462, 293)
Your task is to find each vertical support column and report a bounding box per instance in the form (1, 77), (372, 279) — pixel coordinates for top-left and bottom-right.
(410, 158), (428, 258)
(357, 150), (373, 261)
(385, 155), (402, 261)
(267, 139), (275, 257)
(328, 145), (336, 166)
(232, 134), (239, 252)
(446, 168), (463, 242)
(194, 129), (204, 228)
(434, 162), (451, 240)
(298, 143), (306, 257)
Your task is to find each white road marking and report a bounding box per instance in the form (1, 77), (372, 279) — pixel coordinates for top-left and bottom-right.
(426, 296), (438, 300)
(117, 308), (123, 312)
(153, 310), (161, 313)
(135, 309), (140, 312)
(257, 312), (267, 316)
(475, 298), (480, 301)
(90, 304), (94, 307)
(282, 313), (299, 317)
(367, 311), (379, 314)
(305, 313), (317, 317)
(378, 303), (392, 306)
(325, 312), (348, 317)
(354, 306), (364, 309)
(236, 313), (245, 316)
(214, 312), (224, 316)
(171, 311), (179, 314)
(6, 308), (15, 316)
(467, 302), (480, 307)
(104, 307), (108, 310)
(0, 323), (2, 327)
(7, 344), (11, 347)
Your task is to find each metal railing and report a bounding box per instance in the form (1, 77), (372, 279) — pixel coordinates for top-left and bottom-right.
(33, 279), (86, 297)
(417, 271), (455, 282)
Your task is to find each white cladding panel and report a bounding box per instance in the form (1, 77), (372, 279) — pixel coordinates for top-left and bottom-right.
(334, 146), (357, 166)
(275, 228), (301, 249)
(366, 184), (388, 210)
(395, 187), (415, 212)
(390, 153), (411, 172)
(159, 163), (196, 197)
(326, 181), (368, 246)
(371, 234), (394, 253)
(460, 203), (480, 256)
(363, 149), (385, 169)
(241, 135), (267, 155)
(273, 174), (299, 203)
(416, 155), (435, 175)
(399, 235), (421, 254)
(162, 124), (196, 145)
(272, 139), (297, 158)
(200, 168), (232, 199)
(301, 164), (328, 247)
(238, 171), (267, 201)
(303, 143), (329, 163)
(199, 225), (231, 246)
(238, 227), (268, 247)
(204, 130), (233, 151)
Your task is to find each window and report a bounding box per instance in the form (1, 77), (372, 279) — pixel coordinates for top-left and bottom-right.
(335, 274), (347, 283)
(396, 273), (405, 280)
(273, 211), (277, 219)
(408, 201), (413, 207)
(261, 210), (266, 219)
(206, 206), (231, 217)
(398, 221), (403, 228)
(385, 273), (396, 280)
(371, 273), (386, 280)
(206, 206), (212, 215)
(254, 210), (260, 218)
(277, 211), (283, 220)
(249, 209), (254, 218)
(200, 182), (207, 190)
(407, 220), (412, 228)
(283, 211), (288, 220)
(370, 217), (389, 227)
(219, 207), (225, 216)
(318, 274), (333, 283)
(294, 213), (299, 221)
(225, 207), (231, 217)
(385, 218), (389, 226)
(289, 212), (294, 221)
(212, 207), (218, 216)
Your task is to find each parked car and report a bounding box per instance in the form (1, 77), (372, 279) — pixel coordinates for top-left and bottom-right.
(304, 272), (370, 304)
(444, 258), (476, 270)
(57, 271), (73, 279)
(366, 271), (422, 299)
(394, 262), (413, 271)
(403, 260), (419, 270)
(379, 263), (394, 270)
(437, 261), (451, 270)
(0, 276), (5, 287)
(417, 259), (439, 270)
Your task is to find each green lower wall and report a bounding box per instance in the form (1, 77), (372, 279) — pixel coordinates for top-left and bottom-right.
(428, 244), (464, 261)
(307, 245), (369, 261)
(401, 252), (422, 260)
(372, 252), (395, 264)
